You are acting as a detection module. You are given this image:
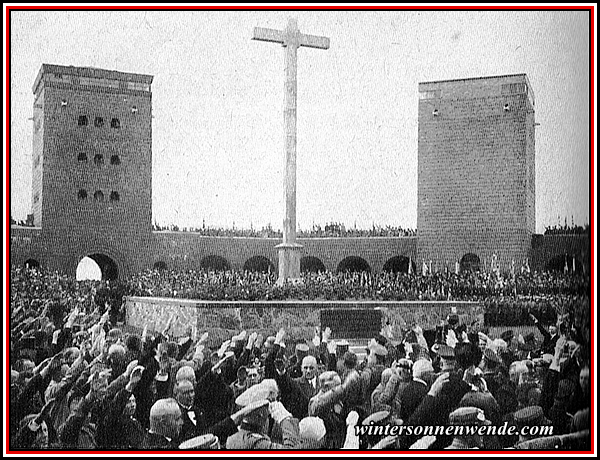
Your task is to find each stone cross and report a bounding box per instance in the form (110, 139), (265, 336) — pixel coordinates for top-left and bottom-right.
(253, 18), (329, 285)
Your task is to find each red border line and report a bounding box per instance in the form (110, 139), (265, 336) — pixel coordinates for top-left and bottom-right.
(5, 4), (596, 456)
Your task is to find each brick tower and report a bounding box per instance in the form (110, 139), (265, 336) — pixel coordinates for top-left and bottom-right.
(30, 64), (154, 278)
(417, 74), (535, 273)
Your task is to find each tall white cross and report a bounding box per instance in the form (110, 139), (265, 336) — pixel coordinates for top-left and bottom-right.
(253, 18), (329, 285)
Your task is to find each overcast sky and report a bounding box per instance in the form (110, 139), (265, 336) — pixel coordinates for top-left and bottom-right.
(8, 8), (592, 233)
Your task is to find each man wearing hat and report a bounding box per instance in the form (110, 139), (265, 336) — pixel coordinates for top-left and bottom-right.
(298, 416), (327, 449)
(343, 340), (388, 416)
(379, 358), (413, 419)
(437, 345), (456, 373)
(517, 333), (539, 360)
(513, 405), (553, 449)
(308, 370), (347, 448)
(445, 406), (491, 449)
(225, 384), (300, 449)
(288, 343), (310, 379)
(480, 348), (502, 393)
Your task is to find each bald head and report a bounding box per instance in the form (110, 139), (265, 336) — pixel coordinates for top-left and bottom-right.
(150, 398), (183, 439)
(174, 380), (195, 408)
(175, 365), (196, 385)
(301, 356), (317, 380)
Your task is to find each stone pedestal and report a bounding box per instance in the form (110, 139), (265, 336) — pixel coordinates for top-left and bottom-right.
(275, 242), (304, 285)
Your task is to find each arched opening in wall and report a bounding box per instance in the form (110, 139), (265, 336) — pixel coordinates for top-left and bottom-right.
(243, 256), (274, 273)
(383, 256), (415, 274)
(460, 253), (481, 273)
(300, 256), (326, 273)
(77, 254), (118, 281)
(545, 255), (584, 273)
(153, 261), (167, 271)
(200, 255), (232, 272)
(24, 258), (40, 269)
(337, 256), (371, 273)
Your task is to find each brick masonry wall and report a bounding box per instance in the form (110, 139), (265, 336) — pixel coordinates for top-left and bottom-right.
(29, 65), (154, 279)
(417, 75), (535, 271)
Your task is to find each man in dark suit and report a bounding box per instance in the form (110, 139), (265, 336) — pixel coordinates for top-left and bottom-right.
(143, 398), (184, 449)
(530, 313), (559, 355)
(275, 355), (319, 419)
(295, 356), (320, 401)
(173, 380), (200, 442)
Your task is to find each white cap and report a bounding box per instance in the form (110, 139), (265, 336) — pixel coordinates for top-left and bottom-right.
(299, 416), (326, 442)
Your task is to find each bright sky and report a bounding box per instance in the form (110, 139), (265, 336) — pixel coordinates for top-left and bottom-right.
(8, 8), (592, 233)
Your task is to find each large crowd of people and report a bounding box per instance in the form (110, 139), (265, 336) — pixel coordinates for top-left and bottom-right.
(544, 222), (590, 236)
(127, 268), (589, 302)
(9, 263), (591, 451)
(151, 222), (417, 238)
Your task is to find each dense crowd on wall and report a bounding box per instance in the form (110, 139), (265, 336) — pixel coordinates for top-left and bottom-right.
(543, 223), (590, 235)
(151, 222), (417, 238)
(9, 264), (591, 451)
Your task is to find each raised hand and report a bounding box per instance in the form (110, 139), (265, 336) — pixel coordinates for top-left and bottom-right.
(428, 372), (449, 397)
(372, 434), (398, 450)
(275, 328), (285, 346)
(246, 332), (258, 349)
(125, 359), (139, 378)
(255, 333), (265, 349)
(529, 313), (536, 322)
(218, 339), (231, 357)
(128, 365), (144, 387)
(162, 314), (175, 337)
(327, 340), (337, 355)
(346, 410), (359, 427)
(211, 351), (234, 373)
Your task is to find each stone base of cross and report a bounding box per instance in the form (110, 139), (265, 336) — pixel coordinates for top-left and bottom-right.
(275, 242), (304, 286)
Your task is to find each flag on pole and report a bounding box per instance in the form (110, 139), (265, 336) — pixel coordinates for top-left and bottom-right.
(525, 257), (531, 274)
(564, 255), (568, 273)
(422, 259), (428, 276)
(455, 260), (460, 275)
(429, 260), (433, 275)
(408, 256), (413, 275)
(572, 256), (576, 273)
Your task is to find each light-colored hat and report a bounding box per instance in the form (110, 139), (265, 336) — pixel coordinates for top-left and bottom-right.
(235, 383), (272, 407)
(179, 433), (219, 450)
(299, 417), (326, 442)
